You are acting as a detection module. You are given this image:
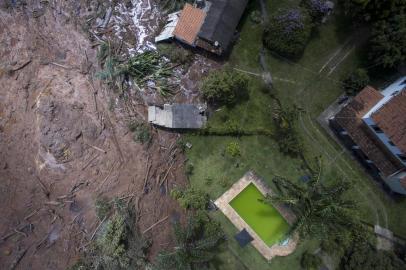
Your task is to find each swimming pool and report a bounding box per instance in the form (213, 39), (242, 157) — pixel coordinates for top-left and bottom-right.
(230, 183), (290, 246)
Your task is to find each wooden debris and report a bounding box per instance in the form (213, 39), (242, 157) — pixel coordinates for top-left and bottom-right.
(35, 176), (50, 197)
(90, 216), (107, 241)
(81, 154), (99, 170)
(97, 161), (117, 192)
(9, 246), (29, 270)
(86, 143), (107, 154)
(159, 160), (175, 187)
(142, 216), (169, 234)
(143, 156), (151, 192)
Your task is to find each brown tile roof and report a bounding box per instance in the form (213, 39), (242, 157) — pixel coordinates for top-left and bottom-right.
(173, 4), (206, 45)
(371, 89), (406, 154)
(334, 86), (402, 176)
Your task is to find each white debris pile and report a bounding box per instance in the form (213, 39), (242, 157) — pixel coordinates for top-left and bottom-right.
(112, 0), (163, 54)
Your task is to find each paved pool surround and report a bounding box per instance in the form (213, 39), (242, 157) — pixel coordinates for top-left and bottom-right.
(214, 171), (298, 260)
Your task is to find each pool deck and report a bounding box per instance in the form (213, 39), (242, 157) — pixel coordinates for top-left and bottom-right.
(214, 171), (298, 261)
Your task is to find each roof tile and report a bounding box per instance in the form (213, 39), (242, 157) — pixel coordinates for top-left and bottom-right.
(173, 4), (206, 45)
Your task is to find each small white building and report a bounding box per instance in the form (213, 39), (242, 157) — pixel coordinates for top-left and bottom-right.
(148, 104), (207, 129)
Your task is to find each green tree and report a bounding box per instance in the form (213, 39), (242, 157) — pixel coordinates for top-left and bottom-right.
(263, 165), (359, 239)
(343, 0), (405, 21)
(301, 251), (322, 270)
(170, 187), (209, 210)
(272, 103), (303, 156)
(342, 68), (370, 96)
(201, 68), (249, 106)
(263, 8), (312, 58)
(154, 215), (224, 270)
(369, 12), (406, 68)
(340, 240), (406, 270)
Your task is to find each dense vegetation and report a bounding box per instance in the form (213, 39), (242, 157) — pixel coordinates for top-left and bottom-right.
(341, 68), (370, 96)
(154, 214), (224, 270)
(343, 0), (406, 69)
(263, 7), (312, 58)
(263, 162), (359, 239)
(201, 67), (249, 106)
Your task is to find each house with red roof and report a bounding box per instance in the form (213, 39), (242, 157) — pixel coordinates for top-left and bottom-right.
(329, 77), (406, 195)
(155, 0), (249, 55)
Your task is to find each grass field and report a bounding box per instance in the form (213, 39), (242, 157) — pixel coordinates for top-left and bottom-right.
(184, 0), (406, 269)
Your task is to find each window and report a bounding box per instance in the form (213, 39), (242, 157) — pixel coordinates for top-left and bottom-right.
(371, 125), (383, 133)
(398, 154), (406, 162)
(401, 79), (406, 85)
(388, 140), (395, 146)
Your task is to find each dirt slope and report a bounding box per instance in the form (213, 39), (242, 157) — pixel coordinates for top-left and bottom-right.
(0, 3), (188, 269)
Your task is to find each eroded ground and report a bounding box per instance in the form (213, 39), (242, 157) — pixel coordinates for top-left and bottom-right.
(0, 1), (217, 269)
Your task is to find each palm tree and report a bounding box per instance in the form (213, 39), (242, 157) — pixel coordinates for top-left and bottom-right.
(263, 165), (359, 239)
(154, 215), (224, 270)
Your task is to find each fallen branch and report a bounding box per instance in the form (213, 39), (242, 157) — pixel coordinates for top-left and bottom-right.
(159, 160), (175, 187)
(35, 176), (50, 197)
(9, 246), (29, 270)
(81, 154), (99, 170)
(97, 161), (117, 191)
(143, 156), (151, 191)
(89, 215), (108, 242)
(142, 216), (169, 234)
(86, 143), (107, 154)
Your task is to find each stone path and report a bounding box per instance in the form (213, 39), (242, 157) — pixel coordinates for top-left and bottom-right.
(214, 171), (298, 261)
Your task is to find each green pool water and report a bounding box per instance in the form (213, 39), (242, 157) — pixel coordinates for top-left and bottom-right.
(230, 183), (290, 246)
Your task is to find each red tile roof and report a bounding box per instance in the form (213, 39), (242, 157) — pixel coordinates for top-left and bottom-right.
(173, 4), (206, 45)
(334, 86), (402, 176)
(371, 89), (406, 154)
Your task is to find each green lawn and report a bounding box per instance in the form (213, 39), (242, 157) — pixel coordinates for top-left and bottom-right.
(184, 0), (406, 269)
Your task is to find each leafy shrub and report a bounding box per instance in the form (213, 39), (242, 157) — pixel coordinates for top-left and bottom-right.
(301, 251), (322, 270)
(340, 240), (406, 270)
(95, 197), (112, 220)
(263, 8), (312, 58)
(272, 104), (303, 156)
(157, 43), (194, 66)
(176, 138), (187, 153)
(225, 141), (241, 157)
(301, 0), (330, 23)
(154, 213), (224, 270)
(250, 10), (263, 24)
(170, 187), (209, 210)
(185, 163), (194, 177)
(201, 68), (249, 106)
(219, 177), (230, 188)
(341, 68), (370, 96)
(72, 207), (150, 270)
(129, 122), (151, 144)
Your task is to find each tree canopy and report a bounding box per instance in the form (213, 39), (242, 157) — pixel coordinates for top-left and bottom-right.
(201, 68), (249, 106)
(263, 7), (312, 58)
(263, 161), (359, 239)
(369, 11), (406, 68)
(154, 214), (224, 270)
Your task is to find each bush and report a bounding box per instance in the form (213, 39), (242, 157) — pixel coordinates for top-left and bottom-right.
(342, 68), (370, 96)
(263, 7), (312, 58)
(225, 141), (241, 157)
(201, 68), (249, 106)
(95, 197), (112, 220)
(185, 163), (194, 177)
(301, 0), (330, 23)
(301, 252), (322, 270)
(340, 240), (406, 270)
(131, 123), (151, 144)
(250, 10), (262, 24)
(157, 43), (194, 66)
(170, 187), (209, 210)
